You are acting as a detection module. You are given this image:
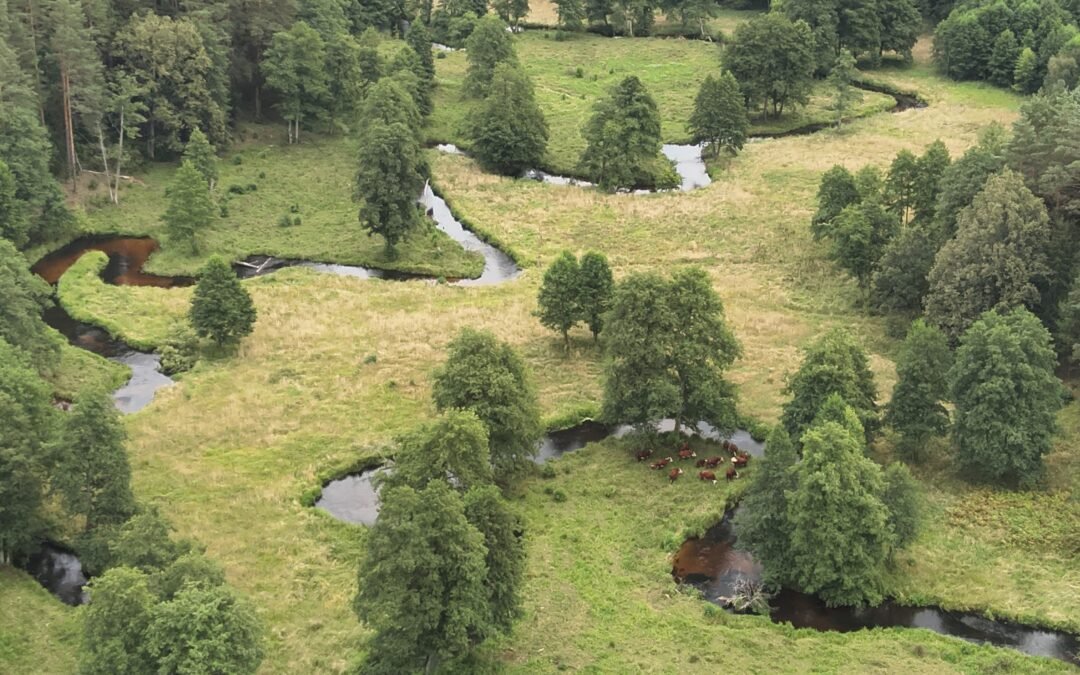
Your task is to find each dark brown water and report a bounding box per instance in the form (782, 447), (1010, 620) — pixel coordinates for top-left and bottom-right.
(675, 509), (1080, 666)
(32, 236), (192, 287)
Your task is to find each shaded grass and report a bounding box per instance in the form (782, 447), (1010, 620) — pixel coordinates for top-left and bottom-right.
(49, 341), (130, 401)
(429, 31), (894, 176)
(0, 567), (80, 674)
(74, 128), (484, 278)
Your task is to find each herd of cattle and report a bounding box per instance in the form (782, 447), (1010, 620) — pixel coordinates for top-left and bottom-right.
(634, 440), (751, 484)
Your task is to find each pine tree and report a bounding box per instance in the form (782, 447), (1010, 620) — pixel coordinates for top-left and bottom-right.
(950, 308), (1063, 488)
(828, 49), (862, 128)
(0, 159), (29, 247)
(536, 251), (581, 348)
(162, 161), (216, 253)
(885, 320), (952, 461)
(577, 251), (614, 341)
(183, 128), (218, 191)
(54, 388), (136, 531)
(468, 63), (548, 175)
(355, 120), (426, 255)
(734, 426), (799, 586)
(688, 72), (749, 157)
(406, 21), (436, 82)
(0, 238), (61, 372)
(812, 165), (860, 239)
(432, 329), (542, 485)
(885, 149), (919, 224)
(912, 140), (951, 224)
(781, 328), (878, 444)
(1014, 46), (1041, 93)
(189, 256), (257, 347)
(787, 417), (892, 606)
(354, 482), (491, 673)
(463, 15), (518, 97)
(987, 29), (1020, 88)
(580, 76), (663, 190)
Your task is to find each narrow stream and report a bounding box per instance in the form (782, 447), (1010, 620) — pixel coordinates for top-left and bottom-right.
(17, 543), (89, 606)
(673, 508), (1080, 666)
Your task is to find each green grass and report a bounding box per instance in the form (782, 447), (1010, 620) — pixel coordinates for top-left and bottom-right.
(4, 33), (1078, 674)
(429, 30), (895, 176)
(74, 129), (484, 279)
(0, 567), (81, 675)
(48, 341), (130, 401)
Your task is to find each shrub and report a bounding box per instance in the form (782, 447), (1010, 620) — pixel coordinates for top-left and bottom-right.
(277, 214), (292, 228)
(552, 488), (567, 502)
(292, 215), (301, 226)
(540, 464), (556, 479)
(232, 155), (243, 165)
(158, 322), (200, 375)
(574, 67), (584, 78)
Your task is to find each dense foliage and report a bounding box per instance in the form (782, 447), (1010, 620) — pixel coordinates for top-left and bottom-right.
(189, 256), (257, 347)
(467, 63), (549, 175)
(688, 72), (748, 156)
(724, 13), (815, 118)
(884, 320), (953, 461)
(579, 76), (664, 190)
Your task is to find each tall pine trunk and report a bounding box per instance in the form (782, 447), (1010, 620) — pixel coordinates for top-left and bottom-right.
(61, 68), (78, 190)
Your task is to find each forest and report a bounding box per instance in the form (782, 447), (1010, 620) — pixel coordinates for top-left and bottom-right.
(1, 0), (1079, 672)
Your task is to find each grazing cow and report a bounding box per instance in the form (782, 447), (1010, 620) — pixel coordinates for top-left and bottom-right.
(695, 459), (707, 468)
(721, 440), (731, 452)
(698, 470), (717, 484)
(733, 453), (749, 468)
(635, 449), (653, 462)
(651, 457), (673, 470)
(728, 443), (740, 456)
(704, 456), (724, 468)
(677, 448), (697, 461)
(669, 467), (684, 483)
(726, 466), (739, 481)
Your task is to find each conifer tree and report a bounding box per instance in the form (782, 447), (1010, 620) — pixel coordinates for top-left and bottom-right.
(1014, 46), (1041, 94)
(536, 251), (581, 348)
(463, 16), (518, 97)
(987, 29), (1020, 88)
(406, 21), (436, 82)
(468, 63), (548, 175)
(189, 256), (257, 347)
(54, 388), (136, 531)
(162, 161), (216, 253)
(0, 238), (60, 372)
(580, 76), (663, 190)
(827, 49), (862, 128)
(463, 485), (526, 635)
(885, 320), (952, 461)
(577, 251), (614, 341)
(183, 128), (218, 191)
(688, 72), (749, 157)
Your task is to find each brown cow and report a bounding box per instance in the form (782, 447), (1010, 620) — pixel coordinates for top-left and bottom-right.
(677, 448), (697, 461)
(635, 449), (653, 462)
(695, 459), (707, 468)
(698, 470), (717, 484)
(669, 467), (684, 483)
(728, 442), (740, 456)
(733, 453), (749, 468)
(704, 456), (725, 468)
(651, 457), (673, 470)
(721, 440), (731, 452)
(725, 466), (739, 481)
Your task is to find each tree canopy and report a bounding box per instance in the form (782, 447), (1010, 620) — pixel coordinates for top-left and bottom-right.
(467, 63), (548, 176)
(579, 76), (663, 190)
(724, 13), (815, 118)
(189, 256), (257, 347)
(885, 320), (953, 461)
(688, 71), (748, 156)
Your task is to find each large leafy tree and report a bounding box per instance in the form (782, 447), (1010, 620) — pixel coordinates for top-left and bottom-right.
(190, 256), (257, 347)
(162, 160), (216, 253)
(432, 329), (542, 485)
(934, 125), (1008, 240)
(885, 150), (919, 224)
(536, 251), (581, 348)
(812, 165), (860, 239)
(53, 388), (136, 532)
(734, 426), (799, 586)
(463, 15), (518, 97)
(688, 71), (748, 157)
(926, 170), (1054, 343)
(1009, 88), (1080, 220)
(602, 268), (741, 433)
(577, 251), (613, 341)
(885, 320), (952, 461)
(388, 44), (433, 118)
(182, 128), (218, 190)
(950, 308), (1063, 488)
(0, 238), (60, 372)
(579, 76), (663, 190)
(554, 0), (586, 29)
(355, 119), (425, 254)
(263, 21), (330, 143)
(79, 567), (155, 675)
(787, 416), (893, 606)
(913, 140), (951, 224)
(144, 584), (265, 674)
(382, 410), (494, 493)
(462, 485), (526, 636)
(781, 328), (878, 444)
(870, 224), (939, 313)
(468, 63), (548, 176)
(354, 482), (490, 673)
(116, 14), (227, 158)
(725, 13), (815, 118)
(827, 201), (899, 289)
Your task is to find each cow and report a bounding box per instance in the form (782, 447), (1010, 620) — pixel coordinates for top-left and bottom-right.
(698, 470), (717, 484)
(635, 449), (653, 462)
(704, 456), (725, 468)
(695, 459), (707, 468)
(733, 453), (749, 468)
(651, 457), (673, 470)
(721, 440), (731, 452)
(726, 466), (739, 481)
(677, 448), (697, 461)
(728, 442), (740, 456)
(669, 467), (684, 483)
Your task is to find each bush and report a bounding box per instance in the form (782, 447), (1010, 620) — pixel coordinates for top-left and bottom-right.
(554, 30), (568, 42)
(257, 171), (266, 179)
(219, 204), (229, 218)
(244, 183), (257, 192)
(227, 184), (246, 195)
(363, 353), (377, 364)
(551, 488), (567, 502)
(540, 464), (556, 479)
(232, 155), (243, 165)
(289, 203), (300, 213)
(277, 214), (292, 227)
(574, 67), (584, 78)
(158, 322), (200, 375)
(292, 215), (302, 226)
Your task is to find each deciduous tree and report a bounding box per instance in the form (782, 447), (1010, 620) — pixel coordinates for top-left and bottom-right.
(882, 462), (922, 549)
(0, 238), (60, 372)
(725, 13), (815, 118)
(950, 308), (1063, 487)
(433, 329), (542, 485)
(355, 119), (425, 254)
(463, 15), (518, 97)
(263, 21), (330, 143)
(577, 251), (613, 341)
(579, 76), (662, 190)
(827, 49), (862, 128)
(79, 567), (155, 675)
(183, 128), (218, 190)
(536, 251), (580, 347)
(190, 256), (257, 347)
(382, 410), (494, 493)
(734, 426), (798, 586)
(812, 165), (860, 239)
(463, 485), (525, 635)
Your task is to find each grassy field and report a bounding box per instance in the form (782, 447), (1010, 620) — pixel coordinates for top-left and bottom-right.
(67, 129), (483, 279)
(429, 30), (895, 177)
(522, 0), (762, 39)
(0, 568), (80, 674)
(7, 33), (1078, 674)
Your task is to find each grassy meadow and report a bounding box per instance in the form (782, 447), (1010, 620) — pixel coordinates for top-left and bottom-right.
(7, 31), (1079, 674)
(428, 30), (895, 176)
